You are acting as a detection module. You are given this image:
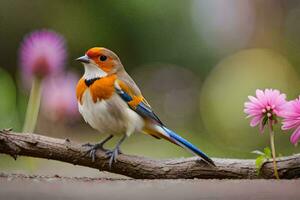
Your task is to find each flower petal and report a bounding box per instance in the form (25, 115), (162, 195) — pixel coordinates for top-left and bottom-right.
(250, 116), (262, 127)
(290, 126), (300, 145)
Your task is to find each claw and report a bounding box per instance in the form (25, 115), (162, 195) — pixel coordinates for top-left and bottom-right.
(84, 135), (126, 167)
(82, 135), (114, 162)
(105, 148), (122, 157)
(106, 147), (121, 168)
(105, 135), (127, 168)
(82, 143), (106, 162)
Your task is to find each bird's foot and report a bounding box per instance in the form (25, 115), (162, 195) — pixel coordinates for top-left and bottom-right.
(105, 148), (122, 168)
(82, 143), (106, 162)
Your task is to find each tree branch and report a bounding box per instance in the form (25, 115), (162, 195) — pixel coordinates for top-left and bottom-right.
(0, 130), (299, 179)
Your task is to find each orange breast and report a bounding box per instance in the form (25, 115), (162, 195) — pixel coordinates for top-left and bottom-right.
(76, 75), (117, 104)
(76, 78), (87, 104)
(89, 75), (117, 102)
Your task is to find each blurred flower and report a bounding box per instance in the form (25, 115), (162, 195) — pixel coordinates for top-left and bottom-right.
(42, 72), (79, 122)
(20, 29), (67, 133)
(281, 97), (300, 145)
(19, 29), (66, 83)
(244, 89), (287, 133)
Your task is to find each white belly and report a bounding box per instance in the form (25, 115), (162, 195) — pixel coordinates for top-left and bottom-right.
(78, 89), (144, 136)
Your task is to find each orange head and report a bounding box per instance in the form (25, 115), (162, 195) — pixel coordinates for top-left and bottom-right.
(76, 47), (123, 79)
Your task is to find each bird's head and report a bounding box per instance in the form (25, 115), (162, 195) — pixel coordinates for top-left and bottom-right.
(76, 47), (122, 80)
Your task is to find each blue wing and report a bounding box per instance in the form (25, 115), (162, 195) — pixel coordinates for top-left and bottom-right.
(115, 84), (215, 166)
(115, 87), (164, 126)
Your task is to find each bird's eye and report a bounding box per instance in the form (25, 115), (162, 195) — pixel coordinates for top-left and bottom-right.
(99, 55), (107, 61)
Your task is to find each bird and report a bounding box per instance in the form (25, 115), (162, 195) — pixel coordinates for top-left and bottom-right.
(76, 47), (215, 168)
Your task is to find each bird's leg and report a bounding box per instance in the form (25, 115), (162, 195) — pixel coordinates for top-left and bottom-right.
(82, 134), (113, 149)
(82, 134), (113, 162)
(105, 134), (127, 168)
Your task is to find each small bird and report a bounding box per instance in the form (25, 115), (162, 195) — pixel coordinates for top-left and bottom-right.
(76, 47), (215, 167)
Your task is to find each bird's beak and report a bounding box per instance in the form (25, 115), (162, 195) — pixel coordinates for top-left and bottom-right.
(76, 55), (90, 64)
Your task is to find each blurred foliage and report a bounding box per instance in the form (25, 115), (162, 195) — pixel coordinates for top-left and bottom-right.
(0, 68), (22, 130)
(0, 0), (300, 175)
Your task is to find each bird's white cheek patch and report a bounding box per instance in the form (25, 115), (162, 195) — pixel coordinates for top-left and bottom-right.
(83, 63), (107, 80)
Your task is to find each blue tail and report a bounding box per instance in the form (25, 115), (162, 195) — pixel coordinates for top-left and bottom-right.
(115, 85), (215, 166)
(162, 126), (215, 166)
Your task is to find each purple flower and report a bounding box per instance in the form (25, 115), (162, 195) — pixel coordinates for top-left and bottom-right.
(244, 89), (287, 133)
(281, 97), (300, 145)
(41, 72), (79, 122)
(19, 29), (66, 83)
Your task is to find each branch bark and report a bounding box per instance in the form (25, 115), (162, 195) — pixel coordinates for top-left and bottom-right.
(0, 130), (299, 179)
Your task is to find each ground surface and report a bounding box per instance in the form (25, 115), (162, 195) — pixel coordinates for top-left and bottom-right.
(0, 173), (299, 200)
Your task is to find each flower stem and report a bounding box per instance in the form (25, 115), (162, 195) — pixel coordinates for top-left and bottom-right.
(268, 121), (280, 179)
(22, 76), (42, 133)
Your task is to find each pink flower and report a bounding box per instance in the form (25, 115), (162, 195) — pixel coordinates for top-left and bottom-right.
(41, 72), (79, 122)
(281, 97), (300, 145)
(244, 89), (287, 133)
(19, 29), (66, 83)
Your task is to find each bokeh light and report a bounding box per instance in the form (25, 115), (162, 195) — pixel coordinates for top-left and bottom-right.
(200, 49), (300, 156)
(191, 0), (255, 56)
(132, 64), (201, 129)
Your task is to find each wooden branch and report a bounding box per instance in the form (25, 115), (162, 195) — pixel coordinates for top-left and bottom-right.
(0, 130), (299, 179)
